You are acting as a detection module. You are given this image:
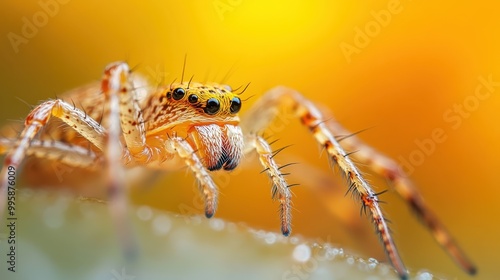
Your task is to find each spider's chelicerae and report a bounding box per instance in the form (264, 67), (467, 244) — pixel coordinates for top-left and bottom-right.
(0, 62), (476, 279)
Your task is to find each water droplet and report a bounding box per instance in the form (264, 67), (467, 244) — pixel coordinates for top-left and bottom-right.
(209, 218), (225, 231)
(292, 244), (311, 263)
(346, 257), (355, 265)
(416, 271), (433, 280)
(323, 248), (335, 260)
(136, 205), (153, 221)
(152, 214), (172, 235)
(331, 248), (340, 257)
(264, 232), (277, 244)
(368, 258), (378, 270)
(290, 237), (299, 244)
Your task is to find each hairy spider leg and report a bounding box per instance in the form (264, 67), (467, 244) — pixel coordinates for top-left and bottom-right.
(101, 62), (139, 260)
(0, 98), (106, 216)
(0, 138), (98, 168)
(320, 108), (477, 275)
(244, 134), (292, 236)
(241, 86), (408, 279)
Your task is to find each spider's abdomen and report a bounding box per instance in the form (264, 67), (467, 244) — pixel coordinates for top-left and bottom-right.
(187, 124), (244, 171)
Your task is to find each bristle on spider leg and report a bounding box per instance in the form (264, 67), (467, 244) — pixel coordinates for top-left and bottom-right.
(294, 101), (409, 279)
(268, 138), (280, 146)
(271, 144), (293, 159)
(252, 135), (293, 237)
(335, 127), (373, 143)
(277, 162), (299, 170)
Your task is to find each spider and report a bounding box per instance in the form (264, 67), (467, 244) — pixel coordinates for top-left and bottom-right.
(0, 61), (476, 279)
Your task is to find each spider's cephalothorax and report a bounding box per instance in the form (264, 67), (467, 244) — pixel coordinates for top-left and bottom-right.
(142, 82), (244, 171)
(0, 62), (477, 280)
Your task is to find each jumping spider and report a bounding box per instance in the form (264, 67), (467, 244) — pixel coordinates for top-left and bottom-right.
(0, 62), (476, 279)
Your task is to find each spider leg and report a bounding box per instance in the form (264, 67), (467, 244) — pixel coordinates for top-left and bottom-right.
(320, 109), (477, 274)
(244, 134), (292, 236)
(0, 98), (106, 216)
(241, 86), (408, 279)
(100, 62), (149, 260)
(0, 138), (99, 169)
(102, 62), (147, 155)
(167, 136), (218, 218)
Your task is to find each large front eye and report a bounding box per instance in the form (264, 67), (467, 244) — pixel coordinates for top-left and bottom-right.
(230, 97), (241, 113)
(172, 87), (185, 100)
(204, 98), (220, 115)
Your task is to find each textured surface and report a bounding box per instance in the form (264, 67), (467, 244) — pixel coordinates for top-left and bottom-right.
(0, 190), (440, 280)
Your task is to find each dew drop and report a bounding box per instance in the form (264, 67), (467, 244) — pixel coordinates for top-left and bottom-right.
(292, 244), (311, 263)
(368, 257), (379, 270)
(152, 214), (172, 235)
(209, 218), (225, 231)
(416, 271), (433, 280)
(264, 232), (277, 244)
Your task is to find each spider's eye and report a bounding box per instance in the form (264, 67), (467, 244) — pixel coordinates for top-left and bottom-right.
(230, 97), (241, 114)
(188, 94), (198, 103)
(172, 88), (185, 100)
(204, 98), (220, 115)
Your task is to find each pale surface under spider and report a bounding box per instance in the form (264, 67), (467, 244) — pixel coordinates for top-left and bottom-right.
(0, 61), (477, 280)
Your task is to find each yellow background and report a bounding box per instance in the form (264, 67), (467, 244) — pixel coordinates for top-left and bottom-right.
(1, 1), (499, 279)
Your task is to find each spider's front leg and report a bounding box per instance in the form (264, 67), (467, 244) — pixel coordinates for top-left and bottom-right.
(100, 62), (153, 259)
(241, 86), (408, 279)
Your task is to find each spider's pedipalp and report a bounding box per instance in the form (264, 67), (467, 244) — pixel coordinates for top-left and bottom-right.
(168, 136), (219, 218)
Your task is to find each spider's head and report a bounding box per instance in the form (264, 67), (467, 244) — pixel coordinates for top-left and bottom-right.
(165, 82), (242, 118)
(155, 82), (245, 171)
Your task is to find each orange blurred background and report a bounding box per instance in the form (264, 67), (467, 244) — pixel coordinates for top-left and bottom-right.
(1, 1), (499, 279)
